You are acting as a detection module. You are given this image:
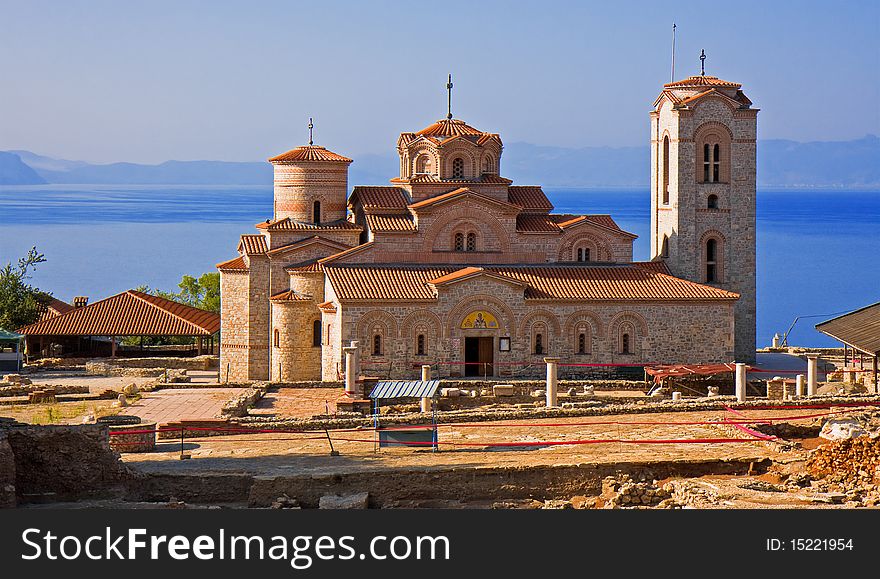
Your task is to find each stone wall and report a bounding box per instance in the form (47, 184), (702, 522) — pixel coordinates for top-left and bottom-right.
(0, 431), (14, 508)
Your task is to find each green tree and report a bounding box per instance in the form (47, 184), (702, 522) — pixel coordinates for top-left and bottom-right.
(0, 247), (51, 330)
(175, 272), (220, 313)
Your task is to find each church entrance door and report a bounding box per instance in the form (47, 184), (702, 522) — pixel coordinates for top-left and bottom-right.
(464, 337), (493, 377)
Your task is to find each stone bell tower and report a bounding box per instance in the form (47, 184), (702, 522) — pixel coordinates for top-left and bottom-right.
(650, 58), (758, 362)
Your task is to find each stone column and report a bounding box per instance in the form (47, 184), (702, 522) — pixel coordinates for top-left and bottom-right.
(807, 355), (818, 397)
(343, 346), (357, 398)
(735, 363), (747, 402)
(420, 365), (432, 413)
(544, 357), (560, 407)
(795, 374), (805, 398)
(350, 340), (360, 379)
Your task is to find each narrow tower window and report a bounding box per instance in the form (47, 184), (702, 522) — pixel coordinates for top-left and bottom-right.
(713, 144), (720, 182)
(621, 333), (631, 354)
(578, 333), (586, 354)
(373, 334), (382, 356)
(483, 155), (494, 174)
(416, 334), (426, 356)
(703, 144), (711, 182)
(454, 232), (464, 251)
(706, 238), (718, 282)
(576, 247), (591, 262)
(313, 200), (321, 224)
(452, 157), (465, 179)
(662, 136), (670, 204)
(312, 320), (321, 347)
(707, 194), (719, 209)
(534, 333), (544, 355)
(466, 232), (476, 252)
(661, 235), (669, 258)
(273, 329), (280, 348)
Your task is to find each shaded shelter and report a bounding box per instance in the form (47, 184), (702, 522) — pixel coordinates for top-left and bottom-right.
(816, 302), (880, 392)
(0, 329), (24, 371)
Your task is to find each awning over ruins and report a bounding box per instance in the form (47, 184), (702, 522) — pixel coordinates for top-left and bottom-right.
(816, 302), (880, 356)
(369, 380), (441, 399)
(645, 363), (739, 384)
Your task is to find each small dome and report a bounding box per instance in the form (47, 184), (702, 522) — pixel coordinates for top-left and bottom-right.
(415, 118), (485, 138)
(664, 75), (741, 89)
(268, 145), (352, 163)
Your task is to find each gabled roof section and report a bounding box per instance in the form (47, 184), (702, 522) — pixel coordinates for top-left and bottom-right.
(284, 259), (323, 273)
(265, 236), (352, 257)
(407, 187), (520, 212)
(427, 267), (527, 288)
(39, 296), (74, 320)
(255, 217), (362, 232)
(508, 186), (554, 211)
(268, 145), (352, 163)
(516, 214), (561, 233)
(270, 289), (313, 302)
(18, 290), (221, 336)
(415, 118), (484, 138)
(676, 88), (748, 109)
(816, 301), (880, 355)
(348, 186), (410, 211)
(216, 255), (248, 271)
(550, 214), (637, 238)
(238, 234), (268, 255)
(317, 242), (375, 265)
(365, 213), (418, 233)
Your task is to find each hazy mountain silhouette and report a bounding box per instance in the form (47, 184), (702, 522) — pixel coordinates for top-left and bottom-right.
(2, 135), (878, 187)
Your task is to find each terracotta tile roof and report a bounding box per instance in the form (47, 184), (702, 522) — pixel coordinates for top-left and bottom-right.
(549, 214), (636, 237)
(265, 235), (352, 256)
(634, 261), (671, 275)
(478, 174), (513, 184)
(516, 214), (561, 233)
(675, 88), (749, 109)
(476, 133), (502, 146)
(415, 118), (484, 138)
(317, 242), (375, 265)
(256, 217), (361, 232)
(38, 296), (74, 319)
(268, 145), (352, 163)
(216, 255), (248, 271)
(284, 259), (323, 273)
(664, 75), (741, 89)
(238, 234), (268, 255)
(348, 186), (410, 210)
(317, 301), (337, 313)
(428, 267), (526, 287)
(408, 187), (518, 211)
(18, 290), (221, 336)
(365, 213), (418, 232)
(269, 289), (313, 302)
(324, 264), (739, 303)
(508, 186), (553, 211)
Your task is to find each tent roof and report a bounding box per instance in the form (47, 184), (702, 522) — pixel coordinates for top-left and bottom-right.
(816, 301), (880, 356)
(0, 329), (24, 342)
(369, 380), (440, 399)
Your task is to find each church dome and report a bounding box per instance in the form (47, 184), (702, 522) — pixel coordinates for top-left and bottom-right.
(664, 75), (741, 89)
(415, 118), (485, 139)
(268, 145), (352, 164)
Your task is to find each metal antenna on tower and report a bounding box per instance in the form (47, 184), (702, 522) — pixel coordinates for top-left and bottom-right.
(700, 49), (706, 76)
(671, 23), (677, 82)
(446, 74), (453, 120)
(308, 117), (314, 146)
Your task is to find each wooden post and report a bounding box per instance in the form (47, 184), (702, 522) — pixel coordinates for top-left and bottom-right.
(873, 354), (878, 394)
(111, 337), (117, 357)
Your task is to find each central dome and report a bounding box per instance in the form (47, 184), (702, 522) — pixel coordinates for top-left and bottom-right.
(415, 118), (485, 139)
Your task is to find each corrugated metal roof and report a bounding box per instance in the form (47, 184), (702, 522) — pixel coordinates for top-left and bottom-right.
(369, 380), (440, 399)
(816, 302), (880, 355)
(18, 291), (221, 336)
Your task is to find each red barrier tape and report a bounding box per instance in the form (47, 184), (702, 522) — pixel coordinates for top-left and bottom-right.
(329, 436), (768, 448)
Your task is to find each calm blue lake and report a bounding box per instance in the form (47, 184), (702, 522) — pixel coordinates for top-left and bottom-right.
(1, 185), (878, 347)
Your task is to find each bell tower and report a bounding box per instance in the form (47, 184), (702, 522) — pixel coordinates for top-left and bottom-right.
(650, 59), (758, 362)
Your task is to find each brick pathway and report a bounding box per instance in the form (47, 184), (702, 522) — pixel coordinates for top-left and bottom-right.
(250, 387), (345, 419)
(120, 388), (238, 424)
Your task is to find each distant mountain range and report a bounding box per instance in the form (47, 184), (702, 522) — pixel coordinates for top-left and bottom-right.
(2, 135), (878, 188)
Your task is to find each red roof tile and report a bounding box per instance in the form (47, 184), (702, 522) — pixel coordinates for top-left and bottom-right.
(427, 267), (526, 287)
(324, 264), (739, 302)
(516, 214), (561, 233)
(238, 234), (268, 255)
(18, 290), (221, 336)
(317, 242), (375, 265)
(508, 186), (553, 211)
(38, 297), (74, 322)
(268, 145), (352, 163)
(408, 187), (518, 211)
(365, 213), (418, 232)
(269, 289), (313, 302)
(216, 255), (248, 271)
(284, 259), (323, 273)
(415, 118), (484, 138)
(348, 186), (410, 210)
(265, 236), (352, 256)
(664, 75), (741, 89)
(549, 214), (636, 237)
(478, 174), (513, 184)
(256, 217), (361, 232)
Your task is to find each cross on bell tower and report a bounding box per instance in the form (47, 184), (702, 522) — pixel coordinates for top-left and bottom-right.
(446, 73), (453, 119)
(308, 117), (314, 146)
(699, 49), (706, 76)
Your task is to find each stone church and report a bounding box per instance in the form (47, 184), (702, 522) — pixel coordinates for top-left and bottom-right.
(217, 72), (757, 382)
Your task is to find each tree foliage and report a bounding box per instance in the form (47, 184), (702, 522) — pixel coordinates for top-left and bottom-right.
(0, 247), (51, 331)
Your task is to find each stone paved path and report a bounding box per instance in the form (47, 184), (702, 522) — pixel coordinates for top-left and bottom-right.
(120, 388), (238, 424)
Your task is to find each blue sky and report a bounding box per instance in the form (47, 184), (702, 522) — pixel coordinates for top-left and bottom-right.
(1, 0), (878, 163)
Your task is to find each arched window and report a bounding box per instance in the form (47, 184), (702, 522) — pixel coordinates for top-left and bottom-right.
(705, 238), (718, 282)
(662, 135), (670, 204)
(312, 320), (321, 347)
(534, 333), (544, 355)
(707, 194), (719, 209)
(621, 333), (631, 354)
(576, 247), (591, 262)
(483, 155), (494, 174)
(452, 157), (465, 179)
(416, 155), (432, 174)
(661, 235), (669, 258)
(373, 334), (382, 356)
(713, 144), (720, 182)
(273, 329), (280, 348)
(577, 333), (587, 354)
(416, 334), (426, 356)
(313, 200), (321, 224)
(454, 232), (464, 251)
(326, 324), (331, 345)
(466, 232), (476, 252)
(703, 143), (711, 182)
